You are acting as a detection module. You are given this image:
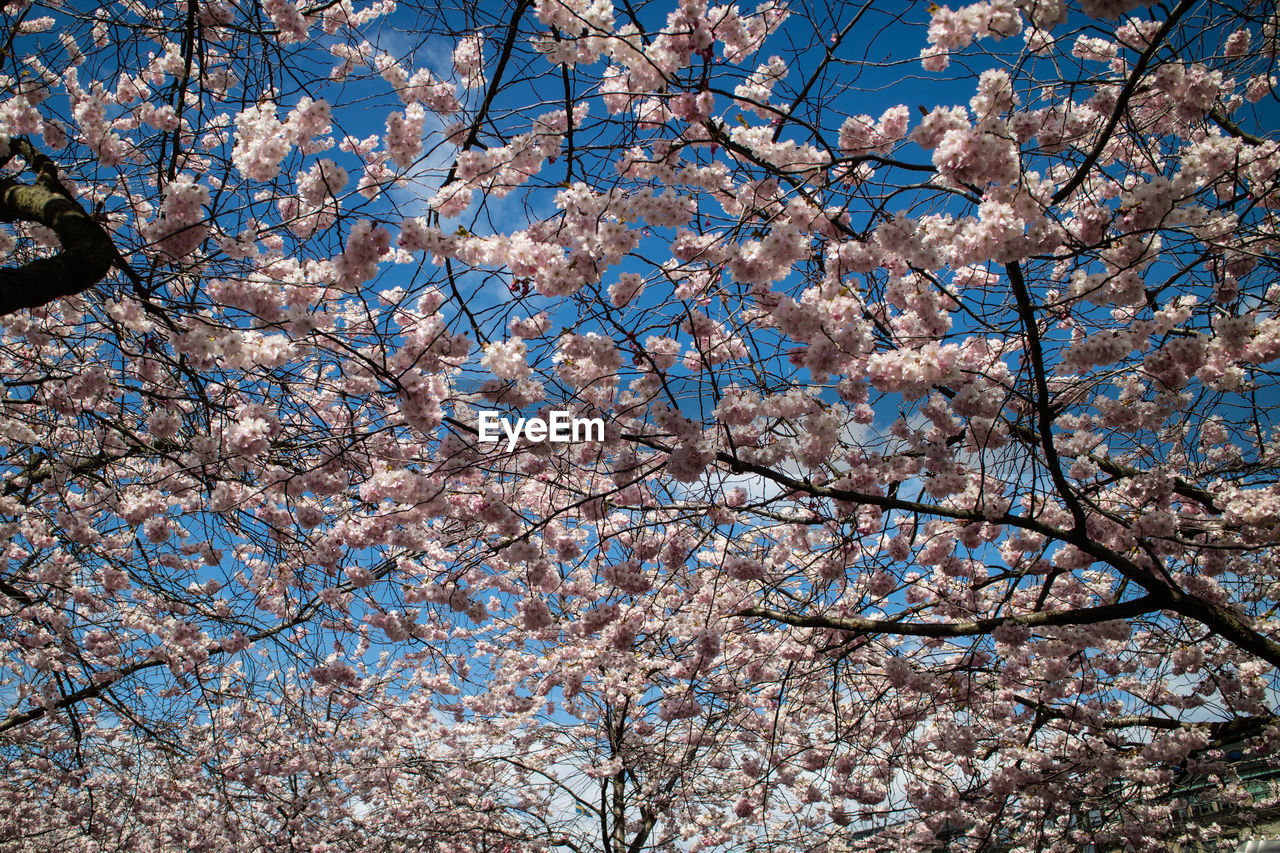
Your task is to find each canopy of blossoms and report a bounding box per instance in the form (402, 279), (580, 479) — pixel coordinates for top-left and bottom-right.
(0, 0), (1278, 850)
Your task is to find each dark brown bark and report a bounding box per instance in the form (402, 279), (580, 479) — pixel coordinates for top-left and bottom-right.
(0, 139), (118, 317)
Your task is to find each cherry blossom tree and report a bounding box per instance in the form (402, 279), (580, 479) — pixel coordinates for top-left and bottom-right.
(0, 0), (1278, 850)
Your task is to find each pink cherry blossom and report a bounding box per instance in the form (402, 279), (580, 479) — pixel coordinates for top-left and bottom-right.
(0, 3), (1277, 852)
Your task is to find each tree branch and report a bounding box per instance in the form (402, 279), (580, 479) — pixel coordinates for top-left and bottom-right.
(736, 593), (1163, 638)
(1050, 0), (1195, 205)
(0, 139), (120, 316)
(0, 556), (397, 735)
(1006, 259), (1087, 532)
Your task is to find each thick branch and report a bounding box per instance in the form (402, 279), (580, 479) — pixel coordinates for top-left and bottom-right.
(736, 593), (1163, 638)
(0, 557), (396, 735)
(1014, 695), (1277, 747)
(0, 655), (165, 736)
(1006, 260), (1087, 532)
(618, 433), (1280, 669)
(0, 140), (118, 316)
(1050, 0), (1195, 205)
(458, 0), (531, 155)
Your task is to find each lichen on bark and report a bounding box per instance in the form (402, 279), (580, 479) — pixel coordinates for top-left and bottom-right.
(0, 138), (117, 317)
